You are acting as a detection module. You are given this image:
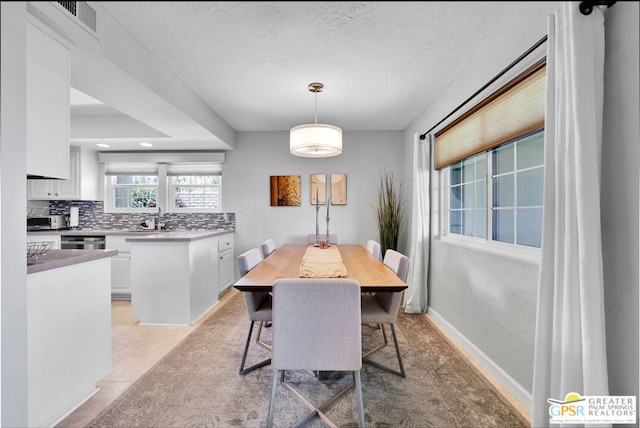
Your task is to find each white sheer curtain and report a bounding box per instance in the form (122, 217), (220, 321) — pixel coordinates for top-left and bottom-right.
(531, 3), (609, 427)
(404, 134), (431, 313)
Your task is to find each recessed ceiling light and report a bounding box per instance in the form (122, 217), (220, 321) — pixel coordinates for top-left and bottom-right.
(140, 143), (153, 147)
(96, 143), (110, 148)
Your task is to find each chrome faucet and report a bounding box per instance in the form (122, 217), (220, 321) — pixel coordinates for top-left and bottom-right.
(157, 205), (166, 230)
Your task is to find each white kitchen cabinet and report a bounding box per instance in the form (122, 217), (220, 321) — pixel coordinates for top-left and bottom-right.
(218, 233), (234, 294)
(27, 234), (61, 250)
(28, 147), (99, 201)
(27, 256), (112, 427)
(26, 19), (70, 179)
(27, 178), (74, 200)
(106, 236), (131, 300)
(129, 233), (220, 325)
(27, 152), (77, 200)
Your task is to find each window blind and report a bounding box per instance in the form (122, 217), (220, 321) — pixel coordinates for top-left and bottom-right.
(166, 163), (223, 176)
(435, 58), (546, 170)
(104, 162), (158, 176)
(98, 151), (225, 176)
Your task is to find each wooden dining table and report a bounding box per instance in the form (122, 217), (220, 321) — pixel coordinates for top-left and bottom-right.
(233, 244), (407, 292)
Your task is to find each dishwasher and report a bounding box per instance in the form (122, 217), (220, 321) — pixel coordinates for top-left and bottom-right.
(61, 235), (106, 250)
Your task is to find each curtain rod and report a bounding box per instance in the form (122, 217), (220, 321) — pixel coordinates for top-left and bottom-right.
(579, 1), (616, 15)
(419, 1), (616, 141)
(419, 35), (547, 140)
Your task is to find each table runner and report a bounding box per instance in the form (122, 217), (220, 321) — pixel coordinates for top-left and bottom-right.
(299, 245), (348, 278)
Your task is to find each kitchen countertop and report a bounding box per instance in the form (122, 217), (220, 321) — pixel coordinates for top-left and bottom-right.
(125, 229), (232, 243)
(27, 249), (118, 274)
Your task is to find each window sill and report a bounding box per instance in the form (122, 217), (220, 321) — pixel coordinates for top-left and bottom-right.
(169, 209), (220, 214)
(437, 233), (541, 264)
(103, 208), (157, 214)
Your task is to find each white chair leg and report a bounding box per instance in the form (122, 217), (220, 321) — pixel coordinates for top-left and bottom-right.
(267, 369), (280, 427)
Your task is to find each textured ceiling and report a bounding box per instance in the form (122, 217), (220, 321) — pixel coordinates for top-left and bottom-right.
(96, 1), (559, 135)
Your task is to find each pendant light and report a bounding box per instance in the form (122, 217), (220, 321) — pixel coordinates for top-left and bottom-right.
(290, 82), (342, 158)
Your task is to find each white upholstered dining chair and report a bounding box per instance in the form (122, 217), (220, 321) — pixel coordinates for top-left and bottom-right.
(360, 249), (409, 378)
(267, 278), (365, 428)
(237, 248), (272, 375)
(365, 240), (381, 260)
(260, 238), (276, 258)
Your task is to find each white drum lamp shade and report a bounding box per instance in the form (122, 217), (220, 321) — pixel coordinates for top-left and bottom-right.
(290, 82), (342, 158)
(290, 123), (342, 158)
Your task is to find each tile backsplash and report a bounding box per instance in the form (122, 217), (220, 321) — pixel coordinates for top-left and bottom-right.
(48, 200), (235, 231)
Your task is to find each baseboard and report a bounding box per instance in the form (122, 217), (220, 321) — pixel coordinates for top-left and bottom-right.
(426, 307), (532, 418)
(111, 292), (131, 301)
(46, 385), (101, 428)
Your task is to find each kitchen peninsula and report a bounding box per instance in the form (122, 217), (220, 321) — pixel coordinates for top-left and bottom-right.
(27, 249), (117, 427)
(127, 230), (233, 325)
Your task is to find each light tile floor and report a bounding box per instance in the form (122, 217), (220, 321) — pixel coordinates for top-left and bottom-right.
(56, 289), (238, 428)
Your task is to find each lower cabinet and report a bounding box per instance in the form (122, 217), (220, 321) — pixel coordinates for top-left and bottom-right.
(27, 257), (112, 427)
(129, 235), (221, 325)
(106, 236), (131, 300)
(218, 233), (234, 295)
(107, 232), (234, 306)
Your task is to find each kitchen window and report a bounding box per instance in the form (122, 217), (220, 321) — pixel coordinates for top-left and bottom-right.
(102, 159), (224, 213)
(170, 176), (221, 211)
(105, 174), (159, 214)
(113, 175), (158, 209)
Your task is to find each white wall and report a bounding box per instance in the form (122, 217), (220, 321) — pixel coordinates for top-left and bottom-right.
(402, 2), (557, 401)
(1, 2), (29, 426)
(223, 130), (403, 277)
(402, 0), (639, 410)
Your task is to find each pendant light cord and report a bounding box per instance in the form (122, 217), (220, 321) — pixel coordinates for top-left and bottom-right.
(314, 90), (318, 125)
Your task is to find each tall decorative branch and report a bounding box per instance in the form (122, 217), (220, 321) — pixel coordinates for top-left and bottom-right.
(375, 171), (405, 256)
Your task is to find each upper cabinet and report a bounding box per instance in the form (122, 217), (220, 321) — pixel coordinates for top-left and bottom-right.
(28, 147), (100, 201)
(26, 19), (70, 179)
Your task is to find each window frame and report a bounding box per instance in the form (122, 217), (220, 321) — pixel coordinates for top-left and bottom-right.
(440, 131), (543, 262)
(103, 164), (223, 214)
(490, 133), (544, 248)
(448, 152), (488, 240)
(169, 175), (222, 213)
(104, 175), (159, 214)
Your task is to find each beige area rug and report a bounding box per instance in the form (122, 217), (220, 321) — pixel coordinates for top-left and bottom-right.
(88, 291), (528, 428)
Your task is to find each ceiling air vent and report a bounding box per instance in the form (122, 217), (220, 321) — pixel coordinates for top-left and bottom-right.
(57, 1), (97, 33)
